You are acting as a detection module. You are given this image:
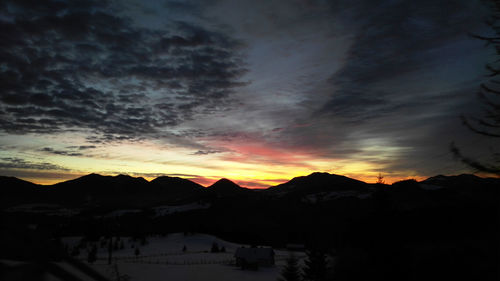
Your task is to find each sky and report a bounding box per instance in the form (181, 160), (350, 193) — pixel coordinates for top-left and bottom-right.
(0, 0), (498, 187)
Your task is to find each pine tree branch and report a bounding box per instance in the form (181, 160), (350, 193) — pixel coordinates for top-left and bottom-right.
(481, 83), (500, 95)
(450, 142), (500, 175)
(478, 117), (500, 128)
(486, 64), (500, 77)
(461, 116), (500, 137)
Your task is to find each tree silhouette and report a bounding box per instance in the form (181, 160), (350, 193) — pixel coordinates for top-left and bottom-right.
(87, 244), (97, 264)
(376, 173), (385, 184)
(302, 249), (327, 281)
(453, 0), (500, 175)
(278, 253), (302, 281)
(111, 263), (131, 281)
(211, 242), (220, 253)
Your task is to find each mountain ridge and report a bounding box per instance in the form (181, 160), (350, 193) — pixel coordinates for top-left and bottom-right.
(1, 172), (498, 208)
(207, 178), (247, 196)
(0, 172), (500, 190)
(1, 172), (498, 190)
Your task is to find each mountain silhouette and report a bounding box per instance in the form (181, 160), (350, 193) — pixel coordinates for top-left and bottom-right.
(54, 173), (149, 190)
(2, 172), (499, 209)
(0, 176), (39, 192)
(0, 176), (41, 206)
(422, 174), (498, 189)
(1, 173), (205, 208)
(207, 178), (247, 197)
(50, 174), (151, 206)
(150, 176), (205, 201)
(267, 172), (369, 196)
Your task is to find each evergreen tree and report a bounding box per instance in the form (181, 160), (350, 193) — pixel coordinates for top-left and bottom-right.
(211, 242), (220, 253)
(108, 238), (113, 265)
(120, 240), (124, 250)
(452, 0), (500, 175)
(111, 263), (131, 281)
(303, 249), (327, 281)
(134, 247), (140, 257)
(376, 173), (385, 184)
(182, 245), (187, 252)
(87, 244), (97, 264)
(278, 254), (302, 281)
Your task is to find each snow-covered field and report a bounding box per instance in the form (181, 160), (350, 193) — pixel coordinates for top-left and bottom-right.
(5, 202), (211, 219)
(302, 190), (372, 203)
(57, 233), (305, 281)
(152, 202), (211, 217)
(5, 203), (80, 217)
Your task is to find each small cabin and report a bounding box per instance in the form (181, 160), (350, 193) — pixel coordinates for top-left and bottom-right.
(234, 247), (275, 269)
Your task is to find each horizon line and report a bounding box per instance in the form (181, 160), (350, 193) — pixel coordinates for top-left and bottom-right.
(1, 171), (488, 189)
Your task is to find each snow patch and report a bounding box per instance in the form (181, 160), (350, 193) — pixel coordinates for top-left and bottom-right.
(5, 203), (80, 217)
(303, 190), (372, 203)
(153, 202), (210, 217)
(102, 209), (142, 218)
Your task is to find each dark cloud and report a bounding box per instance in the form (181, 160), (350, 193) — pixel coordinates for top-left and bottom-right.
(81, 145), (96, 150)
(69, 145), (96, 150)
(192, 149), (222, 155)
(0, 0), (246, 141)
(40, 147), (83, 157)
(320, 0), (487, 122)
(0, 169), (81, 183)
(0, 157), (70, 171)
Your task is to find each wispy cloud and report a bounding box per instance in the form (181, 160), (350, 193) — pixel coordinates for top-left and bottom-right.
(0, 157), (70, 171)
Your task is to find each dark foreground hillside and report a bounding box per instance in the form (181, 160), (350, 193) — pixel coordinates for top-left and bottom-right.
(1, 173), (499, 280)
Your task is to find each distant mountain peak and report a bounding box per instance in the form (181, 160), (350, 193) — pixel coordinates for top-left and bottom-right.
(64, 173), (148, 183)
(213, 178), (236, 184)
(209, 178), (240, 188)
(308, 172), (331, 176)
(63, 173), (105, 183)
(151, 176), (204, 190)
(208, 178), (245, 195)
(81, 173), (103, 178)
(423, 173), (481, 183)
(268, 172), (368, 193)
(114, 174), (134, 179)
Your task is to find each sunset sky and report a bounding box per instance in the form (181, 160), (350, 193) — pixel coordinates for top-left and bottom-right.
(0, 0), (497, 187)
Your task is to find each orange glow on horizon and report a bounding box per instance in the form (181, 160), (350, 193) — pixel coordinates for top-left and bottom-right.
(15, 170), (429, 188)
